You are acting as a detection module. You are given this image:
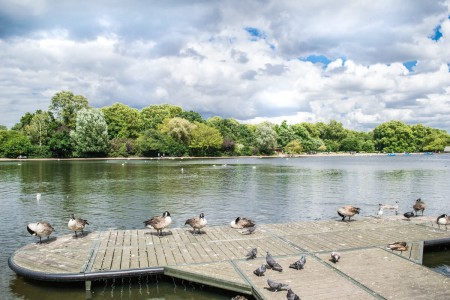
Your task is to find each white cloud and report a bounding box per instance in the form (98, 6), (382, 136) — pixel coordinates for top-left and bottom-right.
(0, 0), (450, 132)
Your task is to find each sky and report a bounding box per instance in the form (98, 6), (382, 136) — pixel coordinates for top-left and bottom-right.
(1, 0), (450, 132)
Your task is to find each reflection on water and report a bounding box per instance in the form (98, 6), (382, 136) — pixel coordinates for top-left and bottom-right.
(1, 155), (449, 299)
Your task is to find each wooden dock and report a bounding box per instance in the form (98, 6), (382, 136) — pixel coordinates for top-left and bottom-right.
(9, 216), (450, 299)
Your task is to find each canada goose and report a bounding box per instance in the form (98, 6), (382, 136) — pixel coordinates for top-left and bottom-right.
(144, 211), (172, 236)
(184, 213), (207, 235)
(27, 221), (54, 243)
(289, 255), (306, 270)
(230, 217), (255, 229)
(266, 251), (283, 272)
(267, 278), (289, 292)
(68, 214), (89, 237)
(337, 206), (360, 221)
(436, 214), (449, 230)
(253, 264), (266, 276)
(287, 288), (301, 300)
(330, 251), (341, 263)
(378, 201), (399, 215)
(403, 211), (415, 221)
(413, 198), (425, 216)
(246, 247), (257, 259)
(387, 241), (409, 254)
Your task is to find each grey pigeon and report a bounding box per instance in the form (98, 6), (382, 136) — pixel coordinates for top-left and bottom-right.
(289, 255), (306, 270)
(231, 295), (248, 300)
(246, 247), (257, 259)
(253, 264), (266, 276)
(266, 251), (283, 272)
(287, 288), (301, 300)
(240, 225), (256, 235)
(330, 251), (340, 263)
(267, 278), (289, 292)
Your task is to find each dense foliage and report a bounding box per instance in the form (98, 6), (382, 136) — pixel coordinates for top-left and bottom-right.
(1, 91), (449, 158)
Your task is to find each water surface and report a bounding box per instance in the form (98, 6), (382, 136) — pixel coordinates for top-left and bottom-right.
(1, 155), (449, 299)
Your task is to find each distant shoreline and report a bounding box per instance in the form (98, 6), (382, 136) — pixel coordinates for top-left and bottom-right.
(0, 152), (444, 162)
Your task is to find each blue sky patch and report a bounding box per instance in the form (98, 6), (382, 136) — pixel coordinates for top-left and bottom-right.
(431, 25), (442, 41)
(403, 60), (417, 72)
(244, 27), (266, 40)
(301, 54), (331, 65)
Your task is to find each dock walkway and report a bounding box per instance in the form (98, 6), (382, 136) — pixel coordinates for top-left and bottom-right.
(9, 216), (450, 299)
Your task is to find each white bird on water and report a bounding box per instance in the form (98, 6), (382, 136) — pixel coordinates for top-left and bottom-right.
(36, 193), (41, 202)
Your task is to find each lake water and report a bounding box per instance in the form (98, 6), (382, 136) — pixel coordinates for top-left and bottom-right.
(1, 155), (449, 299)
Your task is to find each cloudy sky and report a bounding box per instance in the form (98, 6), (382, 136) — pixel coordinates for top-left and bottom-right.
(1, 0), (450, 132)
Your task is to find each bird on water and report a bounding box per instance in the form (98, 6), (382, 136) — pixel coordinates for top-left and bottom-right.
(337, 205), (360, 221)
(143, 211), (172, 236)
(436, 214), (449, 230)
(68, 214), (89, 237)
(230, 217), (255, 229)
(184, 213), (207, 235)
(27, 221), (54, 244)
(413, 198), (425, 216)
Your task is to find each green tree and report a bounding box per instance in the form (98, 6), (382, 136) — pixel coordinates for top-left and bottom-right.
(254, 121), (277, 154)
(49, 91), (89, 129)
(189, 122), (223, 156)
(101, 103), (141, 139)
(177, 110), (204, 123)
(23, 110), (53, 147)
(284, 140), (303, 154)
(0, 125), (7, 130)
(140, 104), (183, 131)
(373, 120), (416, 152)
(411, 124), (432, 152)
(339, 136), (361, 152)
(159, 117), (195, 145)
(0, 130), (32, 158)
(275, 121), (296, 148)
(48, 126), (73, 158)
(12, 112), (34, 131)
(70, 108), (109, 157)
(422, 129), (450, 152)
(136, 129), (187, 157)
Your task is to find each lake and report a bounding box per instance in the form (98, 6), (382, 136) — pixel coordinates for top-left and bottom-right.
(1, 154), (449, 299)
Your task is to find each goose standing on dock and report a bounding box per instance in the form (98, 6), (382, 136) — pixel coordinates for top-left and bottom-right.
(27, 221), (54, 243)
(230, 217), (255, 229)
(143, 211), (172, 236)
(413, 198), (425, 216)
(337, 205), (360, 221)
(436, 214), (449, 230)
(185, 213), (207, 235)
(68, 214), (89, 237)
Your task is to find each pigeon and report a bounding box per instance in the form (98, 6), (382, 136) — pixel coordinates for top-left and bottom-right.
(239, 226), (256, 235)
(289, 255), (306, 270)
(68, 214), (89, 237)
(144, 211), (172, 236)
(436, 214), (449, 230)
(266, 278), (289, 292)
(253, 264), (266, 276)
(337, 206), (360, 221)
(184, 213), (207, 235)
(413, 198), (425, 216)
(403, 211), (414, 221)
(287, 288), (301, 300)
(231, 295), (248, 300)
(387, 241), (409, 253)
(246, 247), (257, 259)
(27, 221), (54, 244)
(330, 251), (340, 263)
(266, 251), (283, 272)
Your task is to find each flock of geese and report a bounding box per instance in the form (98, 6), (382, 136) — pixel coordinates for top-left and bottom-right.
(26, 196), (448, 300)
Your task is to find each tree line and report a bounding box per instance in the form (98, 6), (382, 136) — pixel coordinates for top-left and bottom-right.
(0, 91), (449, 158)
